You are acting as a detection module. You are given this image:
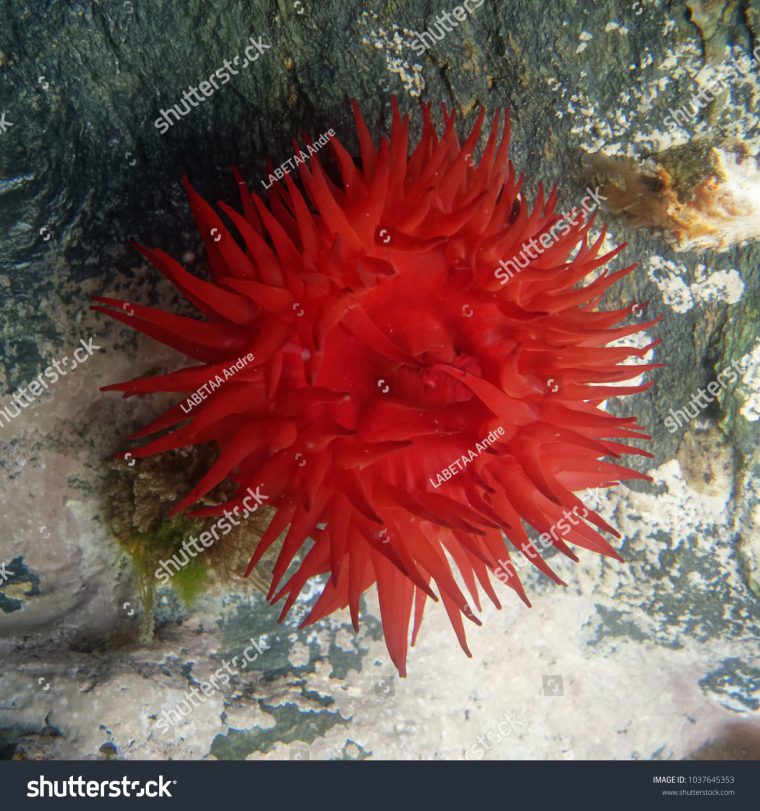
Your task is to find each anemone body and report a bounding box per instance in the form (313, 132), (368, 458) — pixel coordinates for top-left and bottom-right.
(96, 101), (659, 675)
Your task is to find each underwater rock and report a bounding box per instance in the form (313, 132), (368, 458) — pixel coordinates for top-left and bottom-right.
(0, 0), (758, 760)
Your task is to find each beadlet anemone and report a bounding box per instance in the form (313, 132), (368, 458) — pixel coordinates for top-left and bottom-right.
(95, 100), (659, 675)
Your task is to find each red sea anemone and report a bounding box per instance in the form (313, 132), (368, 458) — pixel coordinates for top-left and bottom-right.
(94, 100), (660, 675)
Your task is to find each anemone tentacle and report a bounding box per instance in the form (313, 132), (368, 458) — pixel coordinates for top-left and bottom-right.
(97, 99), (659, 675)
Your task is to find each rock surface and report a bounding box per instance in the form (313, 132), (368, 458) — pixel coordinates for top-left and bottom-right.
(0, 0), (758, 760)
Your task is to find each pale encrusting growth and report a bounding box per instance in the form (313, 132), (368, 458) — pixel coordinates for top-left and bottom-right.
(666, 147), (760, 253)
